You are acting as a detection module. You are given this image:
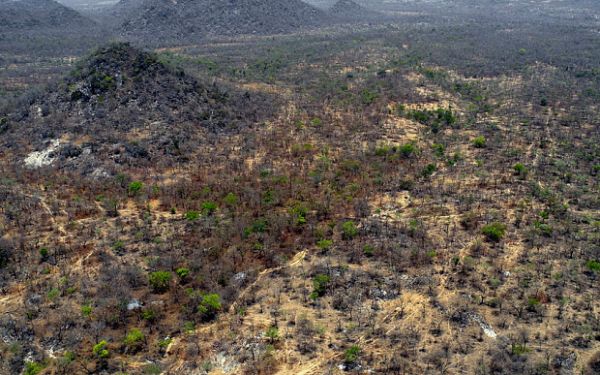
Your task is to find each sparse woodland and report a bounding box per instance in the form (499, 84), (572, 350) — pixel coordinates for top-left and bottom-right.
(0, 1), (599, 374)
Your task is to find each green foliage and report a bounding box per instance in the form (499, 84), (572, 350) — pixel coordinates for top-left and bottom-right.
(223, 192), (239, 206)
(141, 309), (156, 321)
(513, 162), (528, 178)
(534, 221), (553, 237)
(93, 340), (109, 358)
(363, 245), (375, 257)
(47, 288), (60, 301)
(201, 201), (218, 215)
(375, 143), (417, 159)
(81, 304), (93, 317)
(421, 163), (437, 178)
(399, 143), (416, 158)
(265, 326), (279, 342)
(406, 107), (456, 133)
(511, 343), (530, 355)
(176, 267), (190, 279)
(60, 351), (76, 366)
(182, 321), (195, 333)
(316, 239), (333, 251)
(112, 240), (125, 253)
(143, 363), (162, 375)
(149, 271), (172, 292)
(586, 260), (600, 272)
(432, 143), (445, 157)
(124, 328), (145, 349)
(481, 222), (506, 242)
(244, 218), (268, 237)
(527, 296), (541, 310)
(361, 88), (378, 105)
(158, 337), (172, 348)
(198, 293), (222, 320)
(24, 361), (45, 375)
(128, 181), (143, 196)
(290, 203), (308, 226)
(472, 136), (487, 148)
(39, 248), (49, 260)
(341, 221), (358, 240)
(310, 274), (330, 300)
(89, 71), (116, 93)
(344, 345), (361, 364)
(184, 210), (200, 221)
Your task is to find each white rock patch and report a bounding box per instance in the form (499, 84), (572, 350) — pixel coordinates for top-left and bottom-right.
(24, 139), (60, 168)
(469, 313), (498, 339)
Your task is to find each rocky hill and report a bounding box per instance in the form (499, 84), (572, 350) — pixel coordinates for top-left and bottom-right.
(105, 0), (328, 44)
(0, 0), (92, 31)
(0, 0), (109, 55)
(328, 0), (381, 21)
(1, 43), (272, 176)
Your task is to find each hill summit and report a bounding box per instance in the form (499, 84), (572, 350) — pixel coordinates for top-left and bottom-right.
(329, 0), (380, 21)
(2, 43), (272, 174)
(0, 0), (92, 31)
(110, 0), (328, 43)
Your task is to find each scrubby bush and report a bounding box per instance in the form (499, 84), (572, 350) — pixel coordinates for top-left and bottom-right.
(24, 361), (45, 375)
(93, 340), (109, 358)
(481, 222), (506, 242)
(176, 267), (190, 279)
(128, 181), (143, 196)
(513, 162), (528, 178)
(124, 328), (145, 351)
(341, 221), (358, 240)
(223, 192), (239, 206)
(586, 260), (600, 273)
(421, 163), (437, 177)
(201, 201), (217, 215)
(472, 136), (487, 148)
(265, 326), (279, 343)
(344, 345), (361, 364)
(198, 293), (222, 321)
(185, 210), (200, 221)
(399, 143), (416, 158)
(310, 274), (330, 300)
(81, 304), (93, 317)
(149, 271), (172, 292)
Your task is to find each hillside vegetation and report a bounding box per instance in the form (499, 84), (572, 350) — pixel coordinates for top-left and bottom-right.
(0, 1), (598, 374)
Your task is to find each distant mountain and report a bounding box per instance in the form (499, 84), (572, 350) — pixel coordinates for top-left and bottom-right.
(328, 0), (381, 21)
(2, 43), (274, 174)
(0, 0), (92, 31)
(102, 0), (328, 44)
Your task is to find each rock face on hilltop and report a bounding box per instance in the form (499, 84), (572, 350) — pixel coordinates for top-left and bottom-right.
(0, 0), (92, 31)
(104, 0), (328, 44)
(1, 43), (273, 174)
(328, 0), (380, 21)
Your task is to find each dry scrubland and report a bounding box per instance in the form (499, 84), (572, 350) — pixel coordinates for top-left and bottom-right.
(0, 1), (599, 374)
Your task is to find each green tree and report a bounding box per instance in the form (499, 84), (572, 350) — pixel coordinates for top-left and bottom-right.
(344, 345), (361, 364)
(265, 326), (279, 343)
(93, 340), (109, 359)
(482, 222), (507, 242)
(149, 271), (172, 292)
(310, 274), (331, 300)
(223, 192), (239, 206)
(124, 328), (145, 351)
(24, 361), (45, 375)
(198, 293), (222, 321)
(341, 221), (358, 240)
(128, 181), (143, 196)
(472, 136), (487, 148)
